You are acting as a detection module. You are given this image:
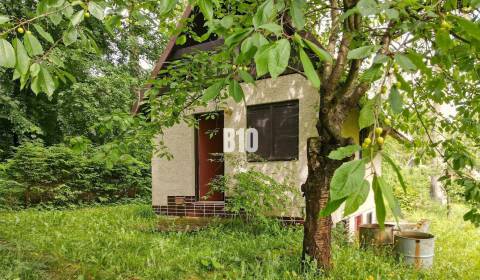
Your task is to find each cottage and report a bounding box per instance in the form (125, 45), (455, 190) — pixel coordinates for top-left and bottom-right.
(143, 6), (377, 233)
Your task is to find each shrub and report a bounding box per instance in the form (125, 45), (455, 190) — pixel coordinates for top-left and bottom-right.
(0, 141), (150, 209)
(209, 170), (301, 223)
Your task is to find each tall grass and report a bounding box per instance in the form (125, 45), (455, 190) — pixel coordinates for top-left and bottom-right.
(1, 203), (478, 279)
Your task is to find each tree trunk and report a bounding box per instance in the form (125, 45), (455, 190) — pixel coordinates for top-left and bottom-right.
(429, 175), (447, 205)
(302, 136), (343, 271)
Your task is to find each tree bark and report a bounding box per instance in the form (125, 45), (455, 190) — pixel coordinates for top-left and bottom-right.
(302, 136), (343, 271)
(430, 175), (447, 205)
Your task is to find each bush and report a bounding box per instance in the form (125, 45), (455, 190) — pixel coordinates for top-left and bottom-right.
(0, 141), (150, 209)
(209, 170), (301, 223)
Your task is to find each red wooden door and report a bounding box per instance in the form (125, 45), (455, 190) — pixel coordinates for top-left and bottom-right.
(197, 114), (224, 201)
(355, 214), (363, 232)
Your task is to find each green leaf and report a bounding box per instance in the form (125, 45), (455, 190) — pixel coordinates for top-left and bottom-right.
(388, 86), (403, 114)
(36, 2), (48, 18)
(253, 0), (275, 28)
(359, 64), (383, 82)
(358, 99), (375, 129)
(373, 54), (389, 64)
(435, 29), (454, 53)
(48, 54), (64, 68)
(38, 66), (56, 96)
(455, 16), (480, 41)
(347, 45), (378, 60)
(375, 175), (402, 223)
(159, 0), (177, 16)
(64, 5), (74, 18)
(330, 159), (366, 201)
(220, 16), (234, 29)
(382, 153), (407, 193)
(293, 33), (305, 47)
(198, 0), (214, 20)
(394, 54), (417, 72)
(290, 0), (306, 30)
(49, 13), (63, 26)
(31, 76), (41, 95)
(228, 79), (244, 102)
(60, 69), (76, 83)
(463, 209), (480, 226)
(251, 32), (269, 47)
(63, 28), (78, 46)
(357, 0), (379, 16)
(344, 179), (370, 216)
(202, 80), (224, 102)
(225, 28), (253, 47)
(70, 10), (84, 26)
(258, 23), (283, 35)
(12, 69), (20, 80)
(254, 44), (272, 77)
(385, 8), (399, 20)
(241, 33), (268, 55)
(241, 36), (256, 54)
(0, 39), (16, 68)
(0, 15), (10, 24)
(319, 197), (347, 217)
(304, 39), (333, 63)
(372, 175), (386, 228)
(299, 48), (320, 89)
(406, 51), (428, 74)
(239, 41), (257, 62)
(19, 71), (29, 89)
(394, 72), (412, 93)
(48, 0), (65, 8)
(176, 34), (186, 45)
(105, 15), (122, 34)
(13, 39), (30, 75)
(328, 145), (360, 160)
(24, 33), (44, 56)
(88, 2), (105, 20)
(30, 63), (41, 77)
(238, 70), (255, 84)
(33, 24), (54, 44)
(268, 39), (290, 79)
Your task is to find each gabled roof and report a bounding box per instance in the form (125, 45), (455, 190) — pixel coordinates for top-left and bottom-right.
(131, 5), (194, 114)
(132, 6), (325, 115)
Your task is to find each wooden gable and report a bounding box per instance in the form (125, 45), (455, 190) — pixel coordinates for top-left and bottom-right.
(132, 5), (224, 114)
(132, 5), (324, 114)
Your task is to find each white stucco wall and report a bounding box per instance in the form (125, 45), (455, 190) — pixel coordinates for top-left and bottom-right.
(152, 73), (375, 222)
(152, 122), (196, 205)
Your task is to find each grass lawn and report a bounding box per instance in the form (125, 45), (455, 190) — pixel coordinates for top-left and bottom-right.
(0, 203), (479, 280)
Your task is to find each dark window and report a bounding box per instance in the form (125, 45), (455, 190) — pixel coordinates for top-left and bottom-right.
(247, 100), (299, 161)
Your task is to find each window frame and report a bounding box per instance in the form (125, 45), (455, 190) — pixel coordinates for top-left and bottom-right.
(246, 100), (299, 162)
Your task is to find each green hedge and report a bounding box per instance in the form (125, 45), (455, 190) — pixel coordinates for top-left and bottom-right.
(0, 141), (150, 209)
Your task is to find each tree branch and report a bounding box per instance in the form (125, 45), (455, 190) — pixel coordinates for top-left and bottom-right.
(322, 0), (341, 82)
(324, 33), (353, 102)
(339, 59), (362, 100)
(322, 22), (395, 142)
(340, 21), (394, 106)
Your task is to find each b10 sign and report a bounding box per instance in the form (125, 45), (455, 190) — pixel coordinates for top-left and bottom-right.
(223, 128), (258, 153)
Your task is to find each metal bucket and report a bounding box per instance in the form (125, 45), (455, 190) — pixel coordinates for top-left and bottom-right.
(394, 231), (435, 269)
(394, 220), (431, 233)
(359, 224), (395, 248)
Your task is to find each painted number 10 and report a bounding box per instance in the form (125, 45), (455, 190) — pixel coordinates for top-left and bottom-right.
(223, 128), (258, 153)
